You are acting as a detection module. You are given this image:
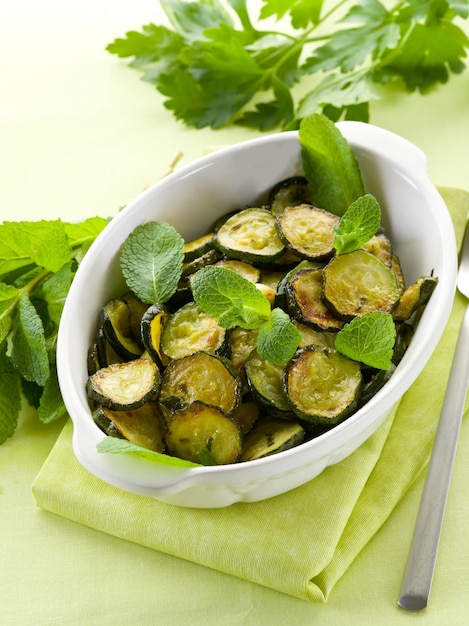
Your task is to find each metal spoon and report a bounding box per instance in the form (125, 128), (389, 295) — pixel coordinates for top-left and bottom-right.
(398, 220), (469, 611)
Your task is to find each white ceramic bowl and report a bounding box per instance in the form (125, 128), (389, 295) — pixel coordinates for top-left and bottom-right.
(57, 121), (457, 508)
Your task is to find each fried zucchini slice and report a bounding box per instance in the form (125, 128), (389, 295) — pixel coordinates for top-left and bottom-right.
(158, 351), (242, 421)
(166, 401), (242, 465)
(228, 327), (259, 384)
(392, 276), (438, 322)
(245, 350), (293, 419)
(284, 346), (362, 426)
(160, 301), (227, 360)
(100, 298), (143, 360)
(231, 400), (260, 435)
(93, 401), (166, 452)
(241, 417), (305, 461)
(292, 320), (336, 350)
(140, 304), (171, 368)
(268, 176), (315, 217)
(87, 358), (160, 411)
(276, 204), (339, 261)
(183, 232), (215, 262)
(361, 233), (392, 266)
(214, 259), (261, 283)
(286, 267), (344, 331)
(215, 208), (285, 263)
(322, 249), (401, 320)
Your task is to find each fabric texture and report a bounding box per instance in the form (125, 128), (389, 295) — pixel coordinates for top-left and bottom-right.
(32, 187), (469, 603)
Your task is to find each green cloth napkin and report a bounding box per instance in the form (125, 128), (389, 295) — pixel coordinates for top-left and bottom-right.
(32, 187), (469, 603)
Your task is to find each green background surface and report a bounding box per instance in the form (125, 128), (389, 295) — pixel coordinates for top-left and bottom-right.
(2, 2), (469, 624)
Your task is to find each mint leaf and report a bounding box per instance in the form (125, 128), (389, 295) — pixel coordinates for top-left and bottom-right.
(257, 308), (302, 365)
(191, 266), (271, 329)
(11, 293), (49, 385)
(0, 221), (70, 279)
(0, 341), (21, 443)
(299, 113), (365, 216)
(120, 221), (184, 305)
(33, 263), (72, 327)
(0, 283), (19, 343)
(63, 217), (109, 249)
(334, 311), (396, 370)
(37, 365), (67, 424)
(97, 435), (200, 467)
(334, 194), (381, 254)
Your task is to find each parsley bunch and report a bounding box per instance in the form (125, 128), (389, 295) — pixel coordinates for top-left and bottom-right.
(107, 0), (469, 130)
(0, 217), (108, 444)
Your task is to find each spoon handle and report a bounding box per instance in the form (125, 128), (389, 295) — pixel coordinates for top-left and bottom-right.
(398, 303), (469, 611)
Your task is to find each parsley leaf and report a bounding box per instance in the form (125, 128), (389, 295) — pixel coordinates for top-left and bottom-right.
(106, 0), (469, 130)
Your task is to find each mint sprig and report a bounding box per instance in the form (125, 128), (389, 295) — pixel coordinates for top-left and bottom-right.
(192, 266), (301, 365)
(120, 221), (184, 305)
(0, 216), (108, 444)
(299, 113), (365, 216)
(334, 311), (396, 370)
(96, 435), (200, 467)
(333, 194), (381, 254)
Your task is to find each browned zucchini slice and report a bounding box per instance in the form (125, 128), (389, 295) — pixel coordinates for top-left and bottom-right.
(286, 268), (344, 331)
(268, 176), (315, 217)
(215, 208), (285, 263)
(183, 232), (215, 262)
(93, 401), (166, 452)
(166, 401), (242, 465)
(87, 358), (161, 410)
(392, 276), (438, 322)
(213, 259), (261, 283)
(241, 416), (305, 461)
(96, 326), (125, 367)
(181, 248), (222, 279)
(322, 249), (401, 320)
(87, 343), (100, 375)
(121, 291), (149, 346)
(245, 350), (294, 418)
(160, 301), (227, 360)
(231, 400), (260, 434)
(140, 304), (171, 368)
(276, 204), (339, 261)
(158, 351), (242, 421)
(228, 326), (259, 384)
(100, 298), (143, 360)
(283, 346), (362, 426)
(292, 320), (336, 350)
(392, 322), (414, 365)
(361, 233), (392, 266)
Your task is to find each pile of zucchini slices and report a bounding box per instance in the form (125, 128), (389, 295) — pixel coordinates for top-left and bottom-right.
(86, 177), (437, 466)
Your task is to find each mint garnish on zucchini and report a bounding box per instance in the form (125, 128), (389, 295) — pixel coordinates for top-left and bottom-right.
(335, 312), (396, 370)
(192, 266), (302, 365)
(120, 221), (184, 305)
(333, 194), (381, 254)
(299, 113), (365, 216)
